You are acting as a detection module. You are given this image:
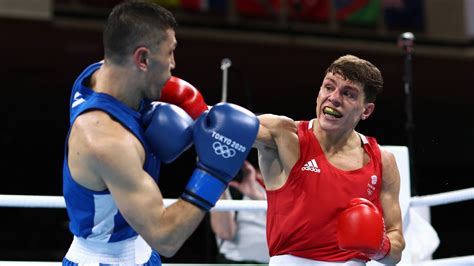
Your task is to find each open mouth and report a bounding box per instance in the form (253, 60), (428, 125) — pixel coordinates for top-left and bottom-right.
(323, 106), (342, 118)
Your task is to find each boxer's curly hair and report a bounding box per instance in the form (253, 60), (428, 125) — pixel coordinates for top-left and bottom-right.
(325, 55), (383, 103)
(103, 0), (178, 65)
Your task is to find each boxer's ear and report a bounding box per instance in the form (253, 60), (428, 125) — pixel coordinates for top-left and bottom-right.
(361, 103), (374, 120)
(133, 47), (149, 71)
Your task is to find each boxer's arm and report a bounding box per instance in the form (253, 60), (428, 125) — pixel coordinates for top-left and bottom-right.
(255, 114), (288, 149)
(74, 112), (205, 257)
(378, 149), (406, 264)
(255, 114), (299, 190)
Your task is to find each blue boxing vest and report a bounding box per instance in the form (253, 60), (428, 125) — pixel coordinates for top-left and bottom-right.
(62, 62), (160, 243)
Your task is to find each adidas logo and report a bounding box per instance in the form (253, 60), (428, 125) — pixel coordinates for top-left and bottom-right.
(71, 92), (86, 108)
(301, 159), (320, 173)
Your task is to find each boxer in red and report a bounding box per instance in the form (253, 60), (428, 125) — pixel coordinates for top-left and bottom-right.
(255, 55), (405, 265)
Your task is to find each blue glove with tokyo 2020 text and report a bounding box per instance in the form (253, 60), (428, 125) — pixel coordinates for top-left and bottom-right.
(181, 103), (259, 211)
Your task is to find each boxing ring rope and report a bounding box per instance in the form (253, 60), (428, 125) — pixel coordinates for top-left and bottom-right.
(0, 187), (473, 266)
(0, 187), (472, 210)
(409, 187), (474, 207)
(0, 195), (270, 211)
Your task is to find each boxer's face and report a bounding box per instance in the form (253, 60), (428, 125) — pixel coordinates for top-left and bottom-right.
(146, 28), (177, 100)
(316, 72), (374, 132)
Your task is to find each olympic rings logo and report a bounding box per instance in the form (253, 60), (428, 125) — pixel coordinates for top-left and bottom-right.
(212, 141), (236, 158)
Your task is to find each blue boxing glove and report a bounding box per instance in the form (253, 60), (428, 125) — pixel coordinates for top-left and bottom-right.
(181, 103), (259, 210)
(142, 102), (193, 163)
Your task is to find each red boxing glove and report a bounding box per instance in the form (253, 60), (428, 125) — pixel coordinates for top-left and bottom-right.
(160, 76), (208, 120)
(337, 198), (391, 261)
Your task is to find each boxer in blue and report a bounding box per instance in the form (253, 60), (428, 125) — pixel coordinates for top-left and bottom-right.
(62, 1), (259, 265)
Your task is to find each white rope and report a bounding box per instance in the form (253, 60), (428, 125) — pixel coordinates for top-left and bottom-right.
(410, 187), (474, 207)
(411, 255), (474, 266)
(0, 194), (66, 208)
(214, 199), (267, 211)
(0, 194), (267, 211)
(0, 187), (472, 210)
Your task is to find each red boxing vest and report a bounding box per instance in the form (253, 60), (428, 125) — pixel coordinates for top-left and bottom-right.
(266, 120), (383, 262)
